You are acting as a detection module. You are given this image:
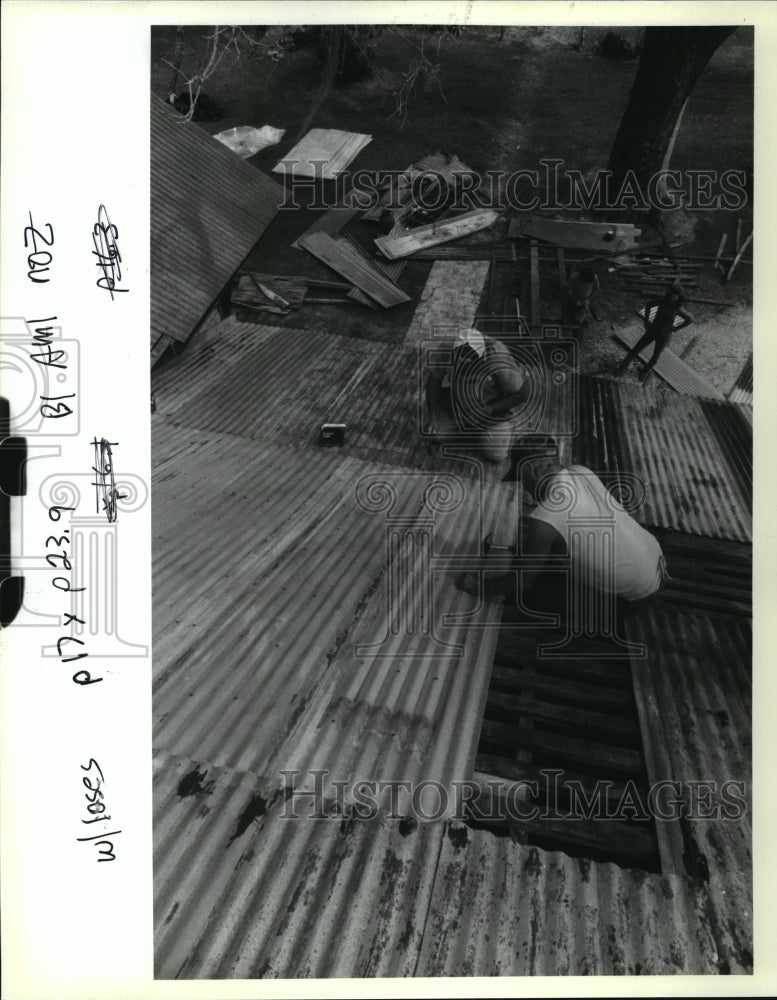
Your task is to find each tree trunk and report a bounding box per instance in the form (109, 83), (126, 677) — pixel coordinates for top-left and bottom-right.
(607, 27), (737, 206)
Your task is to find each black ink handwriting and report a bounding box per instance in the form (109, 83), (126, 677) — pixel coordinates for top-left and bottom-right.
(92, 204), (128, 299)
(91, 437), (127, 523)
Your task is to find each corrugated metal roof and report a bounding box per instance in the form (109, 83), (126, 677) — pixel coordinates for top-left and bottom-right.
(625, 605), (752, 969)
(154, 749), (751, 979)
(150, 96), (284, 352)
(152, 316), (576, 476)
(575, 375), (751, 542)
(152, 408), (517, 780)
(152, 308), (750, 980)
(727, 352), (753, 404)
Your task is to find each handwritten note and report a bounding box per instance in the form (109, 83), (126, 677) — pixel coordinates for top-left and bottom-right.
(92, 204), (129, 298)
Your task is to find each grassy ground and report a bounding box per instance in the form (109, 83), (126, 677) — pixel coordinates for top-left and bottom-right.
(151, 25), (753, 393)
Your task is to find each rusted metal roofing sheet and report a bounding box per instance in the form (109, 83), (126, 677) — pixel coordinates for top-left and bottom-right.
(150, 95), (284, 351)
(575, 375), (751, 542)
(154, 750), (751, 978)
(154, 748), (444, 979)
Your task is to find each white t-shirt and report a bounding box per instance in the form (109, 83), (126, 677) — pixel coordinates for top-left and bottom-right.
(528, 465), (666, 601)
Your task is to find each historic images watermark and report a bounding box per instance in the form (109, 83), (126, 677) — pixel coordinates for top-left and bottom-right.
(277, 160), (749, 213)
(279, 769), (748, 823)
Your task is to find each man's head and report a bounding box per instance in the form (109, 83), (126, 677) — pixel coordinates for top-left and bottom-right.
(665, 280), (684, 306)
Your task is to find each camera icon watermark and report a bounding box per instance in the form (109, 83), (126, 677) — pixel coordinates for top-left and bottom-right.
(418, 323), (578, 459)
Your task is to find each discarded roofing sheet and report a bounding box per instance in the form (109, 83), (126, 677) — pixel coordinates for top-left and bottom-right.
(298, 232), (411, 307)
(150, 95), (284, 355)
(273, 127), (371, 179)
(575, 375), (751, 542)
(613, 321), (725, 399)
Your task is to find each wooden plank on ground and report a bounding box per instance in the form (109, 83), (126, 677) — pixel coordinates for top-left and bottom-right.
(518, 215), (641, 252)
(374, 208), (500, 260)
(291, 194), (364, 249)
(342, 232), (407, 281)
(529, 240), (540, 328)
(403, 260), (490, 345)
(557, 248), (567, 285)
(627, 625), (688, 875)
(298, 232), (411, 308)
(403, 243), (512, 261)
(273, 128), (371, 179)
(726, 231), (753, 281)
(613, 322), (725, 399)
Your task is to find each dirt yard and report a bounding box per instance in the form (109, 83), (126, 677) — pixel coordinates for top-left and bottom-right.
(151, 24), (753, 394)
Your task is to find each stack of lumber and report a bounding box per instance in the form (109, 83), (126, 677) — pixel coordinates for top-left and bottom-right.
(610, 255), (701, 293)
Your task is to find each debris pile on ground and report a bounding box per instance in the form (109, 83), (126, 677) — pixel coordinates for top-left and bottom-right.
(231, 272), (367, 316)
(362, 152), (479, 227)
(214, 124), (285, 158)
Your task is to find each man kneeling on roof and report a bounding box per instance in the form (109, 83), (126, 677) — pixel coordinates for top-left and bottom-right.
(458, 443), (669, 626)
(424, 327), (528, 464)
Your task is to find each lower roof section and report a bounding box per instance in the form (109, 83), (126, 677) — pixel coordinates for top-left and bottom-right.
(154, 747), (752, 979)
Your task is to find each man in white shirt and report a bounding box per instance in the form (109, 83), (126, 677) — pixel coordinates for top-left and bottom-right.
(424, 328), (528, 463)
(458, 452), (668, 622)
